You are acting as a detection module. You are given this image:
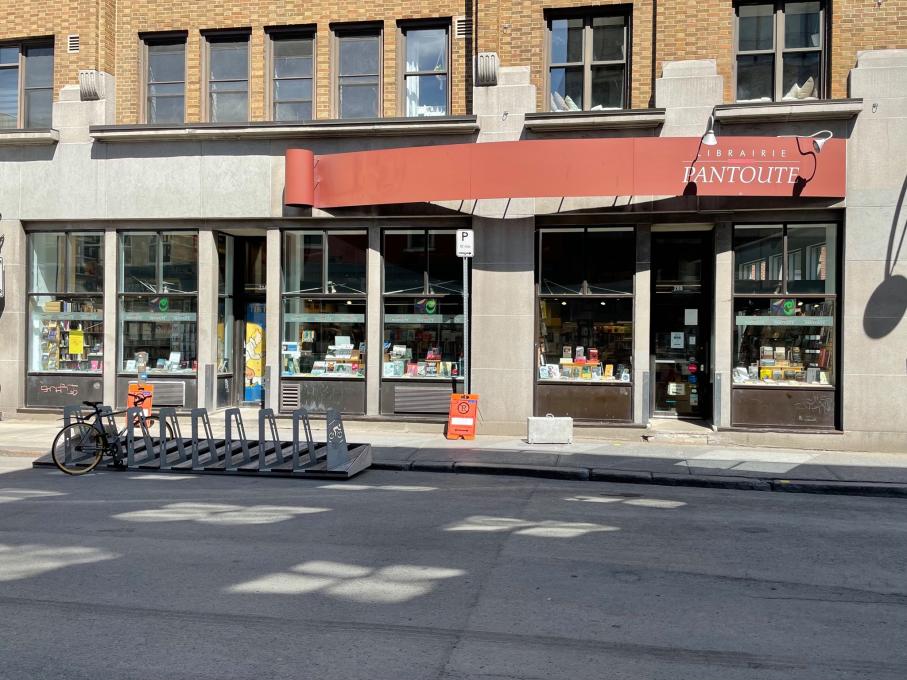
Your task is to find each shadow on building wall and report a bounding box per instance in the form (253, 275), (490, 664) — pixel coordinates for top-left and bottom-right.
(863, 173), (907, 339)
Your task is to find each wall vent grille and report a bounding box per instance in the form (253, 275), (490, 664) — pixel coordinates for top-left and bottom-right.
(454, 16), (472, 40)
(67, 35), (80, 53)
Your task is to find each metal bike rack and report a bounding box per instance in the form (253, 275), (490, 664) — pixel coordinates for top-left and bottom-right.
(188, 408), (219, 470)
(126, 407), (157, 468)
(290, 408), (323, 471)
(221, 408), (252, 471)
(157, 407), (188, 470)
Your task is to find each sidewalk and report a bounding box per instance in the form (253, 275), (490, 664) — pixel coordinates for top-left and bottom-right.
(3, 412), (906, 497)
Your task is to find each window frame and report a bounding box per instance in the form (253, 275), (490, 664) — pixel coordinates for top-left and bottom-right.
(332, 23), (383, 120)
(544, 8), (630, 112)
(0, 38), (54, 129)
(733, 1), (827, 103)
(202, 30), (251, 123)
(266, 26), (316, 123)
(140, 33), (187, 125)
(397, 20), (451, 117)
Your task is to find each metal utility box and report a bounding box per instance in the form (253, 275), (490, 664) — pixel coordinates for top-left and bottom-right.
(527, 415), (573, 445)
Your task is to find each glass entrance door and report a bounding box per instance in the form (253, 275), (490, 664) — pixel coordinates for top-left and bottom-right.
(651, 231), (713, 419)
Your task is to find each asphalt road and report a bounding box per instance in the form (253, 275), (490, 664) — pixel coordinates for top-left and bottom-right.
(0, 462), (905, 680)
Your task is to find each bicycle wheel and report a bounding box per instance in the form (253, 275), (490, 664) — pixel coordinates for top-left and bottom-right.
(51, 422), (105, 475)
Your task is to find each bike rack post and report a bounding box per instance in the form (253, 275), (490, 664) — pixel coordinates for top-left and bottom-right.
(126, 407), (156, 468)
(158, 408), (187, 470)
(291, 408), (318, 470)
(190, 408), (217, 470)
(224, 408), (251, 471)
(60, 405), (85, 466)
(257, 408), (285, 471)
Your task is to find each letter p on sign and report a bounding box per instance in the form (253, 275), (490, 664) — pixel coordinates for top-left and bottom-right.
(456, 229), (474, 258)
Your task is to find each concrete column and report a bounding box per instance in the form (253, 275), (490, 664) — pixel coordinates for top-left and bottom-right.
(265, 227), (282, 411)
(713, 222), (733, 429)
(632, 225), (651, 425)
(655, 60), (724, 138)
(0, 220), (26, 414)
(365, 225), (382, 415)
(102, 229), (118, 405)
(470, 217), (535, 435)
(842, 49), (907, 445)
(196, 229), (218, 410)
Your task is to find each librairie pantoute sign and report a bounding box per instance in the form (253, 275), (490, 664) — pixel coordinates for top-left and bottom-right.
(285, 136), (846, 208)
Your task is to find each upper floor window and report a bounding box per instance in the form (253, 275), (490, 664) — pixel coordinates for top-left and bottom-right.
(735, 1), (825, 102)
(400, 24), (448, 117)
(335, 27), (381, 119)
(206, 34), (249, 122)
(270, 32), (315, 122)
(546, 11), (628, 112)
(144, 38), (185, 124)
(0, 42), (53, 129)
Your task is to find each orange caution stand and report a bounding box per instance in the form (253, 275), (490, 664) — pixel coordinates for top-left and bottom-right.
(446, 393), (479, 440)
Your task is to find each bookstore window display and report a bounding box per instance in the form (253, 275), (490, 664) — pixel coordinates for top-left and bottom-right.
(28, 233), (104, 373)
(119, 232), (199, 374)
(281, 230), (368, 378)
(383, 229), (464, 380)
(536, 228), (634, 384)
(732, 223), (837, 387)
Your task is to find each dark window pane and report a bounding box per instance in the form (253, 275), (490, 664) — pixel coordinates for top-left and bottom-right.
(404, 74), (447, 116)
(209, 41), (248, 80)
(734, 297), (835, 386)
(327, 233), (368, 294)
(149, 82), (184, 97)
(68, 233), (103, 293)
(339, 79), (378, 118)
(210, 90), (248, 122)
(787, 224), (836, 294)
(784, 1), (822, 49)
(592, 16), (625, 61)
(782, 51), (820, 99)
(24, 88), (52, 128)
(0, 68), (19, 128)
(273, 38), (313, 78)
(734, 225), (784, 294)
(148, 43), (184, 83)
(120, 296), (197, 373)
(591, 65), (624, 109)
(148, 94), (184, 123)
(586, 229), (634, 294)
(244, 239), (266, 293)
(654, 234), (704, 286)
(121, 234), (159, 293)
(427, 232), (461, 294)
(549, 18), (583, 64)
(161, 233), (198, 293)
(0, 47), (18, 64)
(217, 234), (233, 296)
(538, 298), (633, 382)
(540, 230), (584, 294)
(339, 35), (379, 76)
(24, 45), (52, 88)
(274, 101), (312, 121)
(274, 78), (312, 102)
(736, 54), (774, 102)
(383, 297), (464, 378)
(738, 4), (774, 51)
(284, 232), (324, 293)
(549, 66), (583, 111)
(384, 231), (426, 294)
(30, 233), (65, 293)
(405, 28), (447, 73)
(282, 298), (366, 377)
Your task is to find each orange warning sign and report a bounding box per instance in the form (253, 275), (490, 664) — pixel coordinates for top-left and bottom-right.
(127, 383), (154, 422)
(446, 393), (479, 440)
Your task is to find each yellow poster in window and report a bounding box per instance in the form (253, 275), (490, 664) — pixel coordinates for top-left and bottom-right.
(68, 329), (84, 355)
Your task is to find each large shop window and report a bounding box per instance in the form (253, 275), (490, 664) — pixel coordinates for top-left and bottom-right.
(119, 232), (198, 375)
(546, 11), (628, 112)
(735, 1), (825, 102)
(383, 230), (464, 380)
(282, 231), (368, 378)
(733, 223), (836, 387)
(537, 228), (634, 383)
(28, 232), (104, 373)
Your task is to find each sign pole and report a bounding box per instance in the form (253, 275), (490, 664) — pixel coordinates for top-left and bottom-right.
(463, 255), (469, 395)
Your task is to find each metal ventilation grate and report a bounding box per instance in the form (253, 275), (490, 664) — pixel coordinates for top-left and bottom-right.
(394, 385), (452, 414)
(280, 382), (301, 412)
(146, 381), (185, 407)
(67, 35), (80, 53)
(453, 16), (472, 40)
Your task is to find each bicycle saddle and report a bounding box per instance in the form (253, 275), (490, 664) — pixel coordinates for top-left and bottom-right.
(82, 401), (103, 407)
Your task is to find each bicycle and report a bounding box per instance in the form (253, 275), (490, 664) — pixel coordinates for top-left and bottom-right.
(51, 400), (174, 475)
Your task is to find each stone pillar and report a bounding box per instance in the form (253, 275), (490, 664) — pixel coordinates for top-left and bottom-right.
(842, 49), (907, 445)
(0, 220), (26, 414)
(102, 229), (118, 405)
(633, 225), (651, 425)
(265, 227), (282, 411)
(655, 60), (724, 137)
(365, 225), (382, 415)
(713, 222), (733, 429)
(52, 74), (116, 144)
(196, 229), (218, 410)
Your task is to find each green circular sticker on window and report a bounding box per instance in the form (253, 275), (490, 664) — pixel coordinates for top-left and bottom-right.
(159, 297), (170, 313)
(425, 299), (437, 314)
(782, 299), (795, 316)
